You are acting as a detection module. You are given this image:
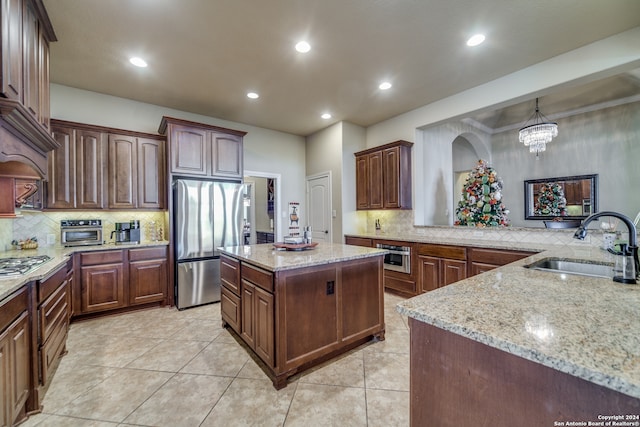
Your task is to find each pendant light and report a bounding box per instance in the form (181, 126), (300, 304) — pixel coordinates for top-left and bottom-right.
(518, 98), (558, 155)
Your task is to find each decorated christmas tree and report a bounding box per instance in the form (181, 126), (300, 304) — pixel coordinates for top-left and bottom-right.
(533, 182), (567, 216)
(455, 159), (510, 227)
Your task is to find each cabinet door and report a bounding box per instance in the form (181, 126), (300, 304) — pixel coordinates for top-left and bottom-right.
(441, 259), (467, 287)
(108, 134), (137, 209)
(355, 154), (370, 209)
(383, 146), (400, 208)
(221, 286), (241, 333)
(37, 25), (49, 130)
(169, 125), (208, 176)
(137, 138), (165, 209)
(0, 331), (9, 426)
(9, 312), (29, 425)
(47, 125), (76, 208)
(419, 255), (439, 293)
(342, 257), (383, 339)
(368, 151), (384, 209)
(76, 129), (106, 209)
(80, 263), (125, 313)
(211, 132), (243, 179)
(21, 0), (38, 120)
(129, 259), (167, 305)
(253, 286), (274, 366)
(1, 0), (23, 101)
(240, 280), (255, 349)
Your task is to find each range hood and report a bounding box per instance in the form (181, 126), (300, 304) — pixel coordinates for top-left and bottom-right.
(0, 98), (60, 180)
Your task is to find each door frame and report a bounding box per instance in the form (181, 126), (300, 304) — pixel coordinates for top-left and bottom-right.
(244, 170), (282, 242)
(306, 171), (332, 243)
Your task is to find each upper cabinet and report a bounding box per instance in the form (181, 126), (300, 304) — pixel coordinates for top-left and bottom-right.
(355, 140), (413, 210)
(47, 120), (166, 210)
(159, 116), (246, 180)
(0, 0), (57, 179)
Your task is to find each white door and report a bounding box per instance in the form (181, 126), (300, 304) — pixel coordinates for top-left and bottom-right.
(306, 173), (332, 242)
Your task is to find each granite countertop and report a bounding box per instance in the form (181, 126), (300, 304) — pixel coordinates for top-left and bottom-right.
(219, 242), (387, 272)
(345, 232), (549, 252)
(396, 244), (640, 399)
(0, 241), (169, 301)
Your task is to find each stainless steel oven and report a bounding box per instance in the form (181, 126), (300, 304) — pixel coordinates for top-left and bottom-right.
(376, 243), (411, 274)
(61, 219), (104, 247)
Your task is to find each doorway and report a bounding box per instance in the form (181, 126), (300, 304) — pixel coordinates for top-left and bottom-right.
(244, 171), (281, 243)
(306, 172), (332, 242)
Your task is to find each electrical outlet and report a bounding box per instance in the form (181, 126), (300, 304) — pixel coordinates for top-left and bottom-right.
(473, 231), (484, 237)
(46, 234), (56, 245)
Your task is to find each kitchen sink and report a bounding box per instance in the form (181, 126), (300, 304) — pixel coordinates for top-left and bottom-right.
(523, 257), (613, 279)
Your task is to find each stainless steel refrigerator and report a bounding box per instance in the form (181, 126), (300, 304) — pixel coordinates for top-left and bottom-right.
(174, 179), (244, 309)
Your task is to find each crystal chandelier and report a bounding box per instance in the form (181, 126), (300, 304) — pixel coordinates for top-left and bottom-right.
(518, 98), (558, 155)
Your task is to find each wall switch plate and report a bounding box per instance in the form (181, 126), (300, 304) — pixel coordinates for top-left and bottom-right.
(46, 234), (56, 245)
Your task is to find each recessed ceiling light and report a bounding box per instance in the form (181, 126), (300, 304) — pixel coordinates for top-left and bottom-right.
(321, 113), (331, 120)
(247, 92), (259, 99)
(379, 82), (392, 90)
(295, 41), (311, 53)
(129, 57), (147, 67)
(466, 34), (485, 47)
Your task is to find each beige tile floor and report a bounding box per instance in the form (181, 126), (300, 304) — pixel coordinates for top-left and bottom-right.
(21, 292), (410, 427)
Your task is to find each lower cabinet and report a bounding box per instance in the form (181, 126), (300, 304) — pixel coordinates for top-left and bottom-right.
(0, 287), (30, 426)
(417, 244), (467, 293)
(37, 259), (72, 392)
(467, 247), (536, 276)
(75, 246), (168, 317)
(240, 264), (275, 367)
(128, 247), (168, 306)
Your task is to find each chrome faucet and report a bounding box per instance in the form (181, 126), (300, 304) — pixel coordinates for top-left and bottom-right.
(574, 211), (639, 283)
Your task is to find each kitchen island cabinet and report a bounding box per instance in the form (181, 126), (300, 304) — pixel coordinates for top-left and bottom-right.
(220, 243), (386, 389)
(398, 245), (640, 426)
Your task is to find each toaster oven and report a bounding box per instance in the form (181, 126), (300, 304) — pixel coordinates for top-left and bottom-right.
(60, 219), (104, 247)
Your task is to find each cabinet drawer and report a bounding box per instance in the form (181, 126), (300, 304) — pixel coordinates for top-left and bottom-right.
(221, 286), (241, 333)
(345, 237), (373, 247)
(80, 250), (124, 266)
(469, 248), (535, 266)
(241, 263), (274, 293)
(39, 280), (69, 341)
(221, 256), (240, 296)
(38, 262), (67, 302)
(417, 244), (466, 261)
(0, 286), (28, 332)
(40, 311), (68, 385)
(384, 275), (416, 294)
(128, 246), (167, 261)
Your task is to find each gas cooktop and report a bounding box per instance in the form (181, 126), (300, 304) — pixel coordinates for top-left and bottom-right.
(0, 255), (52, 278)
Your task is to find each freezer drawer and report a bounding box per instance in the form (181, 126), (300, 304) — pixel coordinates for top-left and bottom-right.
(176, 259), (221, 309)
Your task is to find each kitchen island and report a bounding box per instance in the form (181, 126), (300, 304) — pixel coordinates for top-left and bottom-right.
(219, 242), (386, 388)
(397, 244), (640, 426)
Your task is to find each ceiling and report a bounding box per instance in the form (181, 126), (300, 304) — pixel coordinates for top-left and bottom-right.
(42, 0), (640, 136)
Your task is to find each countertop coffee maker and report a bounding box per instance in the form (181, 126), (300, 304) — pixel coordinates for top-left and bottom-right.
(112, 220), (141, 244)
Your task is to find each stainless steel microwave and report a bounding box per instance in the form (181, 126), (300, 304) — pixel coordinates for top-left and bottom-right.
(60, 219), (104, 247)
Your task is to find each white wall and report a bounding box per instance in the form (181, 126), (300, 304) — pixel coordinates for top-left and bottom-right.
(363, 27), (640, 227)
(50, 84), (307, 228)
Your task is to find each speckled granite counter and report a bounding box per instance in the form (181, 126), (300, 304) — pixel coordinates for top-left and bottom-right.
(396, 244), (640, 399)
(0, 241), (169, 301)
(219, 242), (386, 272)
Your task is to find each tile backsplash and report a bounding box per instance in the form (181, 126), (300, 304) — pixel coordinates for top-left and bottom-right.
(6, 210), (168, 249)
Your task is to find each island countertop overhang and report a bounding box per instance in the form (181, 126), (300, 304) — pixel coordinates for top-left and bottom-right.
(219, 242), (387, 272)
(397, 244), (640, 399)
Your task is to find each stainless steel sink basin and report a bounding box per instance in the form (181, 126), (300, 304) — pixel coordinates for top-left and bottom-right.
(523, 257), (613, 279)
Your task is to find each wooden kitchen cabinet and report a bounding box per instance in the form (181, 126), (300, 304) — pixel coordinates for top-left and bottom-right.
(37, 258), (71, 393)
(344, 236), (373, 247)
(240, 263), (275, 367)
(467, 247), (535, 276)
(128, 246), (167, 306)
(0, 287), (30, 426)
(417, 244), (467, 293)
(159, 116), (246, 180)
(355, 140), (412, 210)
(220, 255), (241, 332)
(79, 250), (126, 314)
(48, 120), (165, 210)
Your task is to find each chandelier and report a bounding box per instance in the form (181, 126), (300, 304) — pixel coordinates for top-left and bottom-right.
(518, 98), (558, 155)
